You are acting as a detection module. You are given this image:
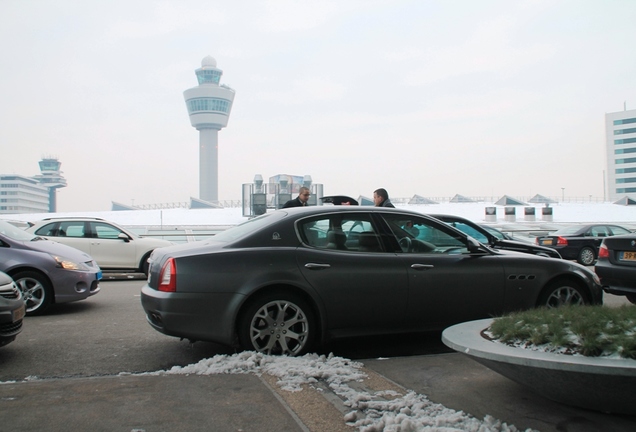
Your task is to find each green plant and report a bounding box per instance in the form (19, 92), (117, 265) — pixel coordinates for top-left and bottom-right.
(488, 305), (636, 359)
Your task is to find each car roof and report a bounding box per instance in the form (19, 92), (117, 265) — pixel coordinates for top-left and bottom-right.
(279, 205), (426, 216)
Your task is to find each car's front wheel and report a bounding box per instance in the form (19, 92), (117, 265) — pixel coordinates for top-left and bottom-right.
(238, 291), (315, 356)
(12, 271), (53, 315)
(577, 246), (596, 266)
(626, 294), (636, 304)
(538, 279), (588, 308)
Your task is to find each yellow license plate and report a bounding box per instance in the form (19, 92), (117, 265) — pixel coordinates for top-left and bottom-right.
(621, 251), (636, 261)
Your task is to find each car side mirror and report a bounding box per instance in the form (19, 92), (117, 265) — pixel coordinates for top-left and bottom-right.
(118, 233), (130, 243)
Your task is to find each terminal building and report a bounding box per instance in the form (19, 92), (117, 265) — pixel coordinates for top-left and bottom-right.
(605, 107), (636, 202)
(0, 157), (67, 214)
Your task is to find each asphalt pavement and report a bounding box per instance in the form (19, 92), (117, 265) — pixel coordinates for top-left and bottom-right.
(1, 278), (634, 431)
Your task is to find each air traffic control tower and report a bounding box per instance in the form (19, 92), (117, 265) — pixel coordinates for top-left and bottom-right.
(32, 157), (67, 212)
(183, 56), (235, 203)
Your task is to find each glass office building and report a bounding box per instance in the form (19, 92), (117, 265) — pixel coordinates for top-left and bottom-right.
(606, 108), (636, 201)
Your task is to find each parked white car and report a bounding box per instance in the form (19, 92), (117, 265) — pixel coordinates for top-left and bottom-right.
(26, 217), (172, 274)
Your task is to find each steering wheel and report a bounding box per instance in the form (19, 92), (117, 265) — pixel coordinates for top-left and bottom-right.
(399, 237), (412, 252)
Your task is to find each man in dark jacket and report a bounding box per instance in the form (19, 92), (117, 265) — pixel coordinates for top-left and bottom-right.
(283, 187), (311, 208)
(373, 188), (395, 208)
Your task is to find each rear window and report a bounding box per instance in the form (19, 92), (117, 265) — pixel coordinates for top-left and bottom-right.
(208, 212), (282, 243)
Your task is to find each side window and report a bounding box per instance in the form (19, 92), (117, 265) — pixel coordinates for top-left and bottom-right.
(590, 226), (609, 237)
(382, 214), (468, 254)
(610, 226), (631, 236)
(60, 221), (86, 238)
(92, 222), (123, 239)
(35, 223), (60, 237)
(298, 214), (382, 252)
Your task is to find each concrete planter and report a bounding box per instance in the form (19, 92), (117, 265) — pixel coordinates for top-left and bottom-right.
(442, 318), (636, 416)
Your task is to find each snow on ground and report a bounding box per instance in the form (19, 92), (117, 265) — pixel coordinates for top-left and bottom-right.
(137, 351), (534, 432)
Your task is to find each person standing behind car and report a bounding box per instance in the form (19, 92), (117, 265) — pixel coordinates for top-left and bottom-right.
(373, 188), (395, 208)
(283, 187), (311, 208)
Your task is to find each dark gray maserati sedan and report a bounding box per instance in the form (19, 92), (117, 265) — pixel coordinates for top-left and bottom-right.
(141, 206), (603, 356)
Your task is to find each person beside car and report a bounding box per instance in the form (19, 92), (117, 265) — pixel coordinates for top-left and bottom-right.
(283, 187), (311, 208)
(373, 188), (395, 208)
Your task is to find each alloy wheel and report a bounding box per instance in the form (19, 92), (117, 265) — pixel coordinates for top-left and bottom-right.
(544, 285), (585, 308)
(247, 300), (310, 356)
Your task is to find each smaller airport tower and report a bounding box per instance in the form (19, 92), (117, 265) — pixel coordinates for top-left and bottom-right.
(183, 56), (236, 203)
(32, 157), (67, 212)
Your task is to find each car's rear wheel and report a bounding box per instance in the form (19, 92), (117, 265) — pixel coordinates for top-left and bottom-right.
(238, 292), (315, 356)
(12, 271), (53, 315)
(538, 279), (588, 308)
(626, 294), (636, 304)
(577, 246), (596, 266)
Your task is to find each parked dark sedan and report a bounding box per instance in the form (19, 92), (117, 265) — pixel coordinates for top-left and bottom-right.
(141, 206), (602, 356)
(536, 224), (632, 266)
(595, 234), (636, 304)
(429, 214), (561, 259)
(0, 271), (25, 347)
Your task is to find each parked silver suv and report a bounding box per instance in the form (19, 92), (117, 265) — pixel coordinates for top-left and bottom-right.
(26, 217), (172, 274)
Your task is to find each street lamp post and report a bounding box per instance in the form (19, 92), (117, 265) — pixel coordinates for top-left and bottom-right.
(561, 188), (565, 202)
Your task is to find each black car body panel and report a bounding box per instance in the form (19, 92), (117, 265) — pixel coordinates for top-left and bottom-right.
(141, 206), (603, 354)
(429, 214), (562, 259)
(0, 271), (25, 347)
(595, 234), (636, 299)
(536, 224), (632, 265)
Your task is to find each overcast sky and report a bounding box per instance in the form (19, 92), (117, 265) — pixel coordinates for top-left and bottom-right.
(2, 1), (636, 212)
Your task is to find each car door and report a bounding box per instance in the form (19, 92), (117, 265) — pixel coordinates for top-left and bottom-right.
(295, 213), (409, 337)
(379, 213), (506, 330)
(88, 222), (137, 269)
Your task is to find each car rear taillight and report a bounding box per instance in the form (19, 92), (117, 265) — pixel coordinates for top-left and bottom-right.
(158, 258), (176, 292)
(556, 236), (568, 246)
(598, 244), (609, 259)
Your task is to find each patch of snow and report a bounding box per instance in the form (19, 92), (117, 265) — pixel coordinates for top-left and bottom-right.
(136, 351), (536, 432)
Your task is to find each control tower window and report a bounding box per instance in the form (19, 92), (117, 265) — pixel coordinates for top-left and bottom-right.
(187, 98), (230, 114)
(197, 70), (222, 85)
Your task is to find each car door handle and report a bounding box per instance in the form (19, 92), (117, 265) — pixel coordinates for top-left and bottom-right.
(411, 264), (434, 270)
(304, 263), (331, 270)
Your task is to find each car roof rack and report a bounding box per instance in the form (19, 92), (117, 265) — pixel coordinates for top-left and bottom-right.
(40, 217), (105, 221)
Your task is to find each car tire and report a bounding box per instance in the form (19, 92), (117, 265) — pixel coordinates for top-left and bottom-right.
(238, 291), (315, 356)
(538, 279), (588, 308)
(12, 271), (53, 316)
(577, 246), (596, 266)
(140, 252), (152, 276)
(626, 294), (636, 305)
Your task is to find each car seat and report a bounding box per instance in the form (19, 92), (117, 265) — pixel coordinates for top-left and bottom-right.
(326, 230), (348, 250)
(358, 231), (381, 252)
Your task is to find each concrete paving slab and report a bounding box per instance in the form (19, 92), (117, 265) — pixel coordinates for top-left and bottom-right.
(0, 374), (306, 432)
(362, 353), (636, 432)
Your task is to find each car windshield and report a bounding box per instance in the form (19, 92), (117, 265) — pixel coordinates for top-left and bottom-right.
(0, 220), (37, 241)
(443, 221), (488, 243)
(207, 212), (283, 243)
(481, 225), (505, 240)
